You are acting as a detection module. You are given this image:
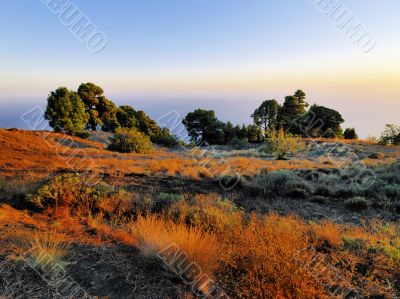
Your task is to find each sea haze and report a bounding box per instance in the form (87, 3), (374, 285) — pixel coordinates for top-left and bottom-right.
(0, 93), (398, 139)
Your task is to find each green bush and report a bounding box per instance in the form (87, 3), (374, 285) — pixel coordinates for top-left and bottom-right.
(75, 131), (90, 139)
(382, 185), (400, 200)
(228, 138), (250, 150)
(343, 128), (358, 140)
(310, 195), (328, 204)
(28, 174), (124, 215)
(167, 194), (242, 232)
(259, 129), (307, 160)
(151, 134), (180, 148)
(344, 197), (370, 211)
(108, 128), (153, 153)
(254, 170), (310, 197)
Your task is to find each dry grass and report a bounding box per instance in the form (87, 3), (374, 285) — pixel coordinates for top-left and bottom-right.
(2, 129), (399, 182)
(26, 231), (70, 270)
(129, 215), (219, 294)
(218, 214), (398, 298)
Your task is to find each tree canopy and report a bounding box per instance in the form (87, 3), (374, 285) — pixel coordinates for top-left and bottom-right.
(299, 104), (344, 138)
(277, 90), (309, 134)
(251, 99), (279, 136)
(44, 87), (88, 135)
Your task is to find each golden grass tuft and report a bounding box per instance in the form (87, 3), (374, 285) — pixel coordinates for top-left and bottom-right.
(27, 231), (70, 270)
(130, 215), (219, 294)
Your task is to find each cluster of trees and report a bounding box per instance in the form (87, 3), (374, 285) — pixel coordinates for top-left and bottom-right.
(183, 90), (357, 145)
(44, 83), (177, 146)
(380, 124), (400, 145)
(45, 84), (360, 149)
(183, 109), (263, 145)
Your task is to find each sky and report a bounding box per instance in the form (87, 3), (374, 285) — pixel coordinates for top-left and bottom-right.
(0, 0), (399, 137)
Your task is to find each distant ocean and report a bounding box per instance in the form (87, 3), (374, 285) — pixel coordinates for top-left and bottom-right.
(0, 93), (398, 139)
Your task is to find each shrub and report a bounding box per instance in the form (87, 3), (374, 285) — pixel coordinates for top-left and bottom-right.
(28, 174), (125, 216)
(344, 128), (358, 140)
(313, 185), (332, 197)
(379, 124), (400, 145)
(108, 128), (153, 153)
(310, 195), (329, 204)
(168, 194), (242, 232)
(153, 192), (182, 213)
(368, 152), (385, 159)
(254, 170), (310, 197)
(130, 215), (219, 295)
(228, 138), (250, 150)
(151, 134), (179, 148)
(345, 197), (370, 211)
(382, 185), (400, 200)
(75, 130), (90, 139)
(334, 185), (364, 199)
(259, 128), (307, 160)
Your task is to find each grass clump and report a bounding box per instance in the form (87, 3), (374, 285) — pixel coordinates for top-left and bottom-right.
(130, 215), (219, 295)
(26, 231), (69, 271)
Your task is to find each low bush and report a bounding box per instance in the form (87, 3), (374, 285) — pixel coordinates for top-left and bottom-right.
(310, 195), (329, 204)
(345, 197), (370, 211)
(254, 170), (311, 198)
(108, 128), (153, 153)
(382, 185), (400, 200)
(28, 174), (128, 216)
(368, 152), (385, 159)
(167, 193), (242, 233)
(259, 128), (307, 160)
(228, 138), (250, 150)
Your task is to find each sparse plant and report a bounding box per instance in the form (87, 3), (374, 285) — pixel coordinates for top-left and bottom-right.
(260, 128), (307, 160)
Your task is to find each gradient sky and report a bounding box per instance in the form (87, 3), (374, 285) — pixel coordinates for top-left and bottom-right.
(0, 1), (399, 137)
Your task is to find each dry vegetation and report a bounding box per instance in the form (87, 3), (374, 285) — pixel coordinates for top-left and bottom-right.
(0, 129), (399, 298)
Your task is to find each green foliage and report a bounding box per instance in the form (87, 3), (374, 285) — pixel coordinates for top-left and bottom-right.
(77, 82), (104, 131)
(44, 87), (88, 135)
(382, 185), (400, 200)
(228, 138), (250, 150)
(168, 194), (242, 232)
(277, 90), (309, 134)
(380, 124), (400, 145)
(344, 128), (358, 140)
(108, 128), (153, 153)
(116, 105), (139, 129)
(254, 170), (310, 197)
(260, 128), (307, 160)
(299, 105), (344, 138)
(183, 109), (225, 145)
(28, 174), (120, 214)
(136, 110), (162, 137)
(252, 99), (280, 135)
(96, 96), (120, 132)
(151, 128), (179, 147)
